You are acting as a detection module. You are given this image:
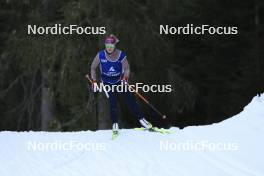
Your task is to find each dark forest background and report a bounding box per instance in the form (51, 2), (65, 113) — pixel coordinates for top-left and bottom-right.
(0, 0), (263, 131)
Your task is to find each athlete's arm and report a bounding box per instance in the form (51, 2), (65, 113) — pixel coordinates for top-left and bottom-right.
(90, 54), (100, 80)
(122, 57), (130, 79)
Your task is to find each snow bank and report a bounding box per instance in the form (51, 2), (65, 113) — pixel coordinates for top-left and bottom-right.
(0, 94), (263, 176)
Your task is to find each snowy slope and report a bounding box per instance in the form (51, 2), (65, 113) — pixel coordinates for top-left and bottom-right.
(0, 94), (264, 176)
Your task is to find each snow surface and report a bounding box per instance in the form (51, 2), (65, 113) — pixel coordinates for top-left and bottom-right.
(1, 94), (264, 176)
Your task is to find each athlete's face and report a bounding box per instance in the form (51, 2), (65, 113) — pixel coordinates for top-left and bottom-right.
(105, 44), (115, 54)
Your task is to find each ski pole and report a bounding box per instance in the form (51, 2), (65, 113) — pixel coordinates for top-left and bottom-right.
(85, 74), (109, 98)
(127, 83), (166, 119)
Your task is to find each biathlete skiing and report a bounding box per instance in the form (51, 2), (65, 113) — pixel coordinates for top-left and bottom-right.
(89, 34), (153, 138)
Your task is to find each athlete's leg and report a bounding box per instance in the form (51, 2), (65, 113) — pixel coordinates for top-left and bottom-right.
(121, 91), (144, 120)
(121, 90), (152, 129)
(108, 91), (118, 124)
